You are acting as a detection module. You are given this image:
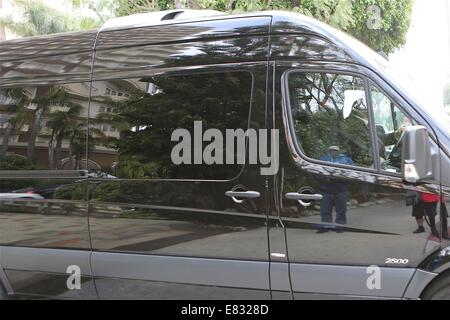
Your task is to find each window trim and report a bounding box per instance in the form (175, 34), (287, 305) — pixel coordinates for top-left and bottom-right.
(282, 68), (380, 174)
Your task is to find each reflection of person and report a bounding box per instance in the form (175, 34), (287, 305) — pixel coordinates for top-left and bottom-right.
(376, 125), (400, 154)
(317, 146), (354, 233)
(411, 192), (448, 238)
(441, 203), (449, 240)
(348, 108), (407, 164)
(342, 105), (373, 166)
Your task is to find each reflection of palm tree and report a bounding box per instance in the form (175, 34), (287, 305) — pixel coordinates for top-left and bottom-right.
(64, 125), (106, 170)
(27, 86), (73, 163)
(93, 94), (131, 143)
(66, 123), (85, 170)
(0, 88), (32, 159)
(46, 101), (82, 169)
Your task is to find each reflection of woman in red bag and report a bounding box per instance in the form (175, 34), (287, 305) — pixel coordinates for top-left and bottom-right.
(412, 192), (441, 237)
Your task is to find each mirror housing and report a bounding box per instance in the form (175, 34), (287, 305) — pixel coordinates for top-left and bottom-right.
(402, 125), (435, 184)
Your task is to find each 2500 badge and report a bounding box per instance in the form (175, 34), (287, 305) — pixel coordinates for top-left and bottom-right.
(385, 258), (409, 264)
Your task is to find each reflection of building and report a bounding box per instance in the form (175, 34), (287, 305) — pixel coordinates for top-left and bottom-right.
(0, 79), (144, 171)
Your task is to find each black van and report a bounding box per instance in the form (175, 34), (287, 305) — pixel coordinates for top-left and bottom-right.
(0, 9), (449, 300)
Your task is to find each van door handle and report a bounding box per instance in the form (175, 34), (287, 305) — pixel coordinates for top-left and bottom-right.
(285, 192), (323, 201)
(225, 191), (260, 199)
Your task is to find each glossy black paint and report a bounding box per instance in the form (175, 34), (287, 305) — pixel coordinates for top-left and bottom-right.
(0, 179), (89, 249)
(0, 30), (97, 61)
(274, 61), (444, 265)
(419, 244), (450, 273)
(86, 53), (272, 297)
(269, 12), (450, 159)
(93, 277), (269, 300)
(5, 270), (96, 299)
(96, 16), (271, 49)
(0, 11), (448, 299)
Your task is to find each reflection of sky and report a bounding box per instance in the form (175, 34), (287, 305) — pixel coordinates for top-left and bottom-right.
(389, 0), (450, 111)
(174, 46), (206, 57)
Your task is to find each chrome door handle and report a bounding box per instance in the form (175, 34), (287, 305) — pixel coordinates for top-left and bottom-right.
(285, 192), (323, 201)
(225, 191), (260, 199)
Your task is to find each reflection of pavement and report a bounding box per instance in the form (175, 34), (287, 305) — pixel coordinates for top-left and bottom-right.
(1, 200), (448, 266)
(282, 200), (445, 266)
(151, 225), (268, 258)
(90, 217), (269, 259)
(294, 200), (427, 234)
(0, 213), (89, 248)
(284, 228), (437, 266)
(89, 218), (242, 252)
(0, 212), (269, 259)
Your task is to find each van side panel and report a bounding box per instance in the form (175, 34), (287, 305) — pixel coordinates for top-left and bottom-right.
(88, 17), (273, 299)
(0, 31), (97, 298)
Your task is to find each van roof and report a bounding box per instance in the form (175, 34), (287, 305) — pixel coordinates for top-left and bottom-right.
(0, 10), (386, 89)
(0, 10), (352, 61)
(0, 10), (392, 89)
(100, 9), (228, 31)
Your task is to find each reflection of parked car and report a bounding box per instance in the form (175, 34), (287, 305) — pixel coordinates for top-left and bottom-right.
(0, 192), (44, 200)
(87, 172), (117, 179)
(10, 186), (59, 199)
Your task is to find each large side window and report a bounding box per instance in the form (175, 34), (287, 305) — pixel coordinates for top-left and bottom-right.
(287, 72), (374, 168)
(369, 83), (413, 173)
(90, 71), (253, 180)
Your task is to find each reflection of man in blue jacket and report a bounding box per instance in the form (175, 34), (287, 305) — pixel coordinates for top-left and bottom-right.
(317, 146), (354, 233)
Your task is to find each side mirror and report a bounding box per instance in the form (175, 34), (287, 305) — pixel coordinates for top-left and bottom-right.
(401, 125), (435, 183)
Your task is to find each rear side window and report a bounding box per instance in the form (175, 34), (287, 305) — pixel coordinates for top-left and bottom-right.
(287, 72), (374, 168)
(89, 71), (253, 180)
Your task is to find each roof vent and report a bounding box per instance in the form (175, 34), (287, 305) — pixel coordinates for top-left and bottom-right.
(161, 10), (184, 20)
(100, 9), (227, 31)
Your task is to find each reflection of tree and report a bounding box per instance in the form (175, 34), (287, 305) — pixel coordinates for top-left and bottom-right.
(70, 124), (106, 170)
(0, 85), (104, 170)
(96, 72), (252, 179)
(0, 88), (32, 159)
(45, 96), (82, 169)
(289, 73), (372, 166)
(27, 86), (72, 163)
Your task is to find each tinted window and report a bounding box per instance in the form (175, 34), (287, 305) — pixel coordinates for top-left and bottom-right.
(370, 84), (413, 173)
(287, 72), (374, 168)
(90, 72), (253, 180)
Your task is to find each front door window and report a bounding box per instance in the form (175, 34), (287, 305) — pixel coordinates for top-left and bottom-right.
(287, 72), (375, 168)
